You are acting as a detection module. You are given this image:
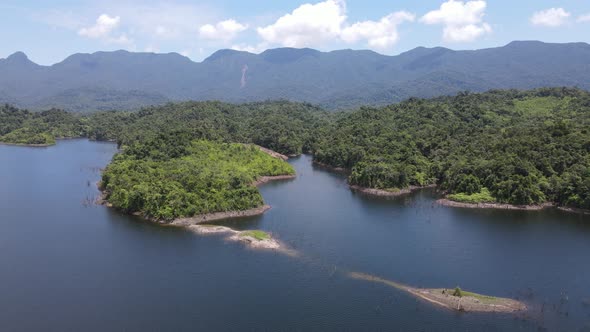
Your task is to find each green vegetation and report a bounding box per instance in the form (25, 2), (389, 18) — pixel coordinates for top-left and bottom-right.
(101, 140), (294, 221)
(315, 88), (590, 209)
(240, 230), (271, 241)
(0, 101), (328, 154)
(460, 291), (498, 302)
(2, 87), (589, 214)
(0, 105), (85, 145)
(114, 100), (329, 156)
(447, 188), (496, 204)
(445, 287), (499, 303)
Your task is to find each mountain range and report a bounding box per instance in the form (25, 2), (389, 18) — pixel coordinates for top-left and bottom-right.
(1, 41), (589, 112)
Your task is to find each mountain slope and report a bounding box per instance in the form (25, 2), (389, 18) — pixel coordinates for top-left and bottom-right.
(1, 41), (589, 112)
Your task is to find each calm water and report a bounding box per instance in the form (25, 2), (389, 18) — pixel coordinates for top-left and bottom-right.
(1, 140), (590, 331)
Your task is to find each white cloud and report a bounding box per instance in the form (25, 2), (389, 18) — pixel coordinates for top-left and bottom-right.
(199, 19), (248, 41)
(530, 8), (570, 27)
(257, 0), (346, 48)
(231, 43), (269, 54)
(78, 14), (120, 38)
(420, 0), (492, 43)
(341, 12), (415, 49)
(78, 14), (132, 45)
(577, 13), (590, 23)
(257, 0), (412, 50)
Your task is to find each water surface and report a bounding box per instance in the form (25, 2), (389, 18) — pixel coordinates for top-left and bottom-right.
(1, 140), (589, 331)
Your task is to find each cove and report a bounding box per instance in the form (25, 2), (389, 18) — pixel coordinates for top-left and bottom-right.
(1, 140), (590, 331)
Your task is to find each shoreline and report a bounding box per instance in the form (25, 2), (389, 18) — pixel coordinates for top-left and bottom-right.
(99, 171), (297, 251)
(350, 184), (436, 197)
(311, 160), (437, 198)
(170, 205), (272, 226)
(188, 225), (298, 254)
(0, 141), (54, 147)
(436, 199), (554, 211)
(0, 137), (96, 148)
(171, 174), (296, 226)
(349, 272), (526, 313)
(101, 174), (297, 226)
(312, 160), (348, 173)
(99, 143), (297, 225)
(557, 206), (590, 215)
(253, 174), (296, 186)
(252, 144), (290, 161)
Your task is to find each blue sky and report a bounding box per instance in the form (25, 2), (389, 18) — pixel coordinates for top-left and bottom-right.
(1, 0), (589, 65)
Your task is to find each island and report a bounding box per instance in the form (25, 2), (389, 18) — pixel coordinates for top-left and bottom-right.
(2, 88), (589, 215)
(349, 272), (526, 313)
(100, 140), (296, 222)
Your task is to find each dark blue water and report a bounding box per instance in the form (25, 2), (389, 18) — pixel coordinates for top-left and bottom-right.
(1, 140), (590, 331)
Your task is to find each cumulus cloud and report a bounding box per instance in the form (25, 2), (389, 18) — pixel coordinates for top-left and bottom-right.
(530, 8), (570, 27)
(257, 0), (346, 48)
(341, 12), (415, 49)
(199, 19), (248, 41)
(78, 14), (132, 45)
(577, 13), (590, 23)
(257, 0), (413, 50)
(78, 14), (120, 38)
(420, 0), (492, 43)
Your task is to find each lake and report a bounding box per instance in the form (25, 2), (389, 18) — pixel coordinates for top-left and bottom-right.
(1, 139), (589, 331)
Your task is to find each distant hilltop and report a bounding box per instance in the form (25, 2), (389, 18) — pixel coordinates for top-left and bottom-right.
(1, 41), (589, 112)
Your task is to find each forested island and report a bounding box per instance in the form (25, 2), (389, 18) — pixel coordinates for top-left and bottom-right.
(101, 140), (295, 221)
(0, 106), (85, 145)
(1, 87), (589, 218)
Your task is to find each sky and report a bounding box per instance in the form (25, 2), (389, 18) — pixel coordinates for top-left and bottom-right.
(1, 0), (589, 65)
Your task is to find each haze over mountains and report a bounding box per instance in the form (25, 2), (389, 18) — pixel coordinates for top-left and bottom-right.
(1, 41), (589, 112)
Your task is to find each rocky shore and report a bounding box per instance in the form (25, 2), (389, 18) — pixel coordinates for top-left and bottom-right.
(253, 144), (290, 161)
(349, 272), (526, 313)
(188, 225), (294, 253)
(436, 199), (554, 211)
(557, 206), (590, 215)
(171, 174), (296, 226)
(253, 175), (297, 186)
(350, 184), (436, 197)
(171, 205), (272, 226)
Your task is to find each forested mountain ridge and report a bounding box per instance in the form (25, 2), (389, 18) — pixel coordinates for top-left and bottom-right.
(1, 41), (589, 112)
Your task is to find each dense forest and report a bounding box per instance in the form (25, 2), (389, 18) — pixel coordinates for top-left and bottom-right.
(101, 140), (294, 221)
(113, 100), (328, 156)
(1, 87), (589, 214)
(0, 105), (85, 145)
(314, 88), (590, 209)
